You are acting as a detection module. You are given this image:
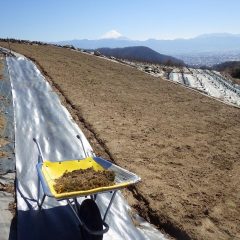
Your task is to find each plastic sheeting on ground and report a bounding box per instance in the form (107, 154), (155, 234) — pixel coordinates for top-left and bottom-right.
(7, 55), (166, 240)
(169, 68), (240, 106)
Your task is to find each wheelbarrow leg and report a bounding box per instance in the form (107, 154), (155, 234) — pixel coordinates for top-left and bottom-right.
(67, 198), (109, 239)
(37, 176), (46, 210)
(36, 151), (46, 210)
(33, 138), (46, 210)
(103, 190), (117, 222)
(73, 198), (80, 213)
(90, 194), (97, 201)
(37, 172), (46, 210)
(38, 193), (46, 210)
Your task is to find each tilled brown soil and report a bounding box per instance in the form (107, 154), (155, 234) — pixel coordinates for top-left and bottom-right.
(54, 168), (115, 193)
(1, 42), (240, 240)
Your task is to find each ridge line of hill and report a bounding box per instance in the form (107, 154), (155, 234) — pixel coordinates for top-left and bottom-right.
(97, 46), (184, 66)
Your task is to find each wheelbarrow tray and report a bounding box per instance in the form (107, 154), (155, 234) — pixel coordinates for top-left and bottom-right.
(37, 156), (140, 199)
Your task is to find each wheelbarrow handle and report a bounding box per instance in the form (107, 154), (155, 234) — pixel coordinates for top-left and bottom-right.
(33, 137), (44, 162)
(76, 134), (87, 158)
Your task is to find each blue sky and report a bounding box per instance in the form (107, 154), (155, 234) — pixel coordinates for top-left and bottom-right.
(1, 0), (240, 41)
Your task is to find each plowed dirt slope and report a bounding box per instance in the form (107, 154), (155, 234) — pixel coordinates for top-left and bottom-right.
(1, 42), (240, 240)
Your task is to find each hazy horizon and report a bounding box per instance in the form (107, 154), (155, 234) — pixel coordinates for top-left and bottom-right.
(56, 32), (240, 42)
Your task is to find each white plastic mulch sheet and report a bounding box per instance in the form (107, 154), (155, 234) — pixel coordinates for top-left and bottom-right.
(169, 68), (240, 106)
(7, 56), (166, 240)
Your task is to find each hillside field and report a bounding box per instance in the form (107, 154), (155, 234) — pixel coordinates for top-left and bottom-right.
(1, 42), (240, 240)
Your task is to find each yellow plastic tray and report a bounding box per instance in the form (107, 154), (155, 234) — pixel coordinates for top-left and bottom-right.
(41, 157), (131, 199)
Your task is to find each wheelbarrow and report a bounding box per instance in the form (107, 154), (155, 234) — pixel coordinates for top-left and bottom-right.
(33, 135), (140, 240)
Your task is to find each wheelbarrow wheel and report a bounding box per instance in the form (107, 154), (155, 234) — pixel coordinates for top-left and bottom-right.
(79, 199), (103, 240)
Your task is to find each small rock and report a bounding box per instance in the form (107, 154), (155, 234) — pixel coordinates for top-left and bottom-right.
(94, 51), (102, 57)
(203, 209), (209, 215)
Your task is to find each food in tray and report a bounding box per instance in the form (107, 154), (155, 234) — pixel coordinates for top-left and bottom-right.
(53, 167), (115, 193)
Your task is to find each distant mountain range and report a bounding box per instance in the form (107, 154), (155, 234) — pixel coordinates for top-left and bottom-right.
(56, 33), (240, 55)
(97, 46), (184, 66)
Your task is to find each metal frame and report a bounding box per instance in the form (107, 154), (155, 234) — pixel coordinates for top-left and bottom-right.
(33, 135), (118, 236)
(66, 191), (117, 235)
(33, 138), (46, 210)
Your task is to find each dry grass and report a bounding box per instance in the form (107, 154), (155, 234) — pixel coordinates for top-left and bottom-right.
(1, 42), (240, 239)
(0, 54), (16, 220)
(0, 113), (6, 129)
(223, 72), (240, 85)
(54, 168), (115, 193)
(0, 57), (9, 155)
(0, 182), (14, 193)
(8, 201), (16, 217)
(0, 151), (9, 158)
(0, 114), (7, 158)
(0, 138), (9, 147)
(0, 54), (4, 79)
(0, 56), (6, 156)
(0, 57), (10, 158)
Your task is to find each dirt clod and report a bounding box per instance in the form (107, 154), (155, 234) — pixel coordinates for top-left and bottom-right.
(8, 202), (16, 216)
(0, 182), (14, 193)
(0, 56), (3, 80)
(54, 167), (115, 193)
(0, 151), (9, 158)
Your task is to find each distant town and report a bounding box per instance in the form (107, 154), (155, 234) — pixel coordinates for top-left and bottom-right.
(176, 51), (240, 67)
